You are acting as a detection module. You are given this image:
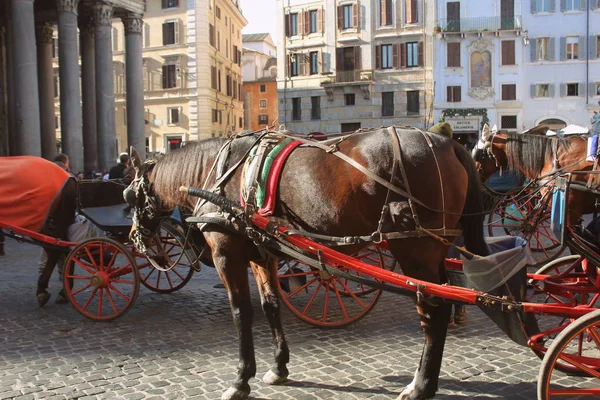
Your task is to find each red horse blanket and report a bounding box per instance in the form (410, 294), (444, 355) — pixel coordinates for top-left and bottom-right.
(0, 156), (71, 232)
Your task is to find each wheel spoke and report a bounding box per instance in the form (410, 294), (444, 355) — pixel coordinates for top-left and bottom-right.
(302, 280), (324, 315)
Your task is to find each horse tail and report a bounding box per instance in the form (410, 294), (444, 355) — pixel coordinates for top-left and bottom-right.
(452, 141), (489, 257)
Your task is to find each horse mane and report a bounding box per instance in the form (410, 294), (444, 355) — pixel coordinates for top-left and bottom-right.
(150, 138), (228, 208)
(503, 132), (572, 175)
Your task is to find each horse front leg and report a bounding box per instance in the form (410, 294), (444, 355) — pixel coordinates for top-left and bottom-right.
(37, 248), (61, 307)
(249, 258), (290, 385)
(399, 301), (452, 400)
(208, 237), (256, 400)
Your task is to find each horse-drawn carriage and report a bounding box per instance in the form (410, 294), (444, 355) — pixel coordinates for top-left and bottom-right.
(123, 126), (599, 400)
(0, 156), (200, 321)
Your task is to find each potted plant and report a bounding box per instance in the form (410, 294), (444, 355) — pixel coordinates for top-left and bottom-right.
(434, 25), (441, 34)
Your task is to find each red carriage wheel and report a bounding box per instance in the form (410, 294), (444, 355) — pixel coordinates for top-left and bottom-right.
(63, 238), (139, 321)
(277, 245), (397, 328)
(537, 308), (600, 399)
(135, 220), (197, 294)
(487, 187), (563, 268)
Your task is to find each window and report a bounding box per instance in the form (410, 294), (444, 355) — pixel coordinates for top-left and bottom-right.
(226, 39), (229, 58)
(596, 83), (600, 96)
(309, 51), (319, 74)
(566, 37), (578, 60)
(239, 117), (243, 128)
(167, 137), (182, 151)
(567, 83), (579, 96)
(380, 0), (392, 26)
(168, 107), (180, 125)
(534, 0), (552, 12)
(381, 44), (393, 69)
(226, 75), (232, 96)
(55, 115), (60, 130)
(501, 115), (517, 130)
(406, 42), (419, 67)
(381, 92), (394, 117)
(564, 0), (581, 11)
(292, 98), (301, 120)
(217, 30), (220, 50)
(290, 54), (299, 77)
(597, 36), (600, 58)
(162, 64), (177, 88)
(53, 74), (59, 98)
(233, 45), (238, 63)
(209, 24), (215, 47)
(407, 90), (419, 115)
(405, 0), (418, 24)
(260, 84), (266, 92)
(311, 96), (321, 120)
(340, 4), (355, 29)
(309, 10), (318, 33)
(447, 86), (461, 102)
(341, 122), (361, 132)
(290, 13), (298, 36)
(218, 69), (221, 92)
(537, 37), (549, 61)
(345, 93), (356, 105)
(52, 38), (57, 58)
(212, 109), (219, 123)
(162, 0), (178, 9)
(211, 65), (217, 89)
(260, 100), (266, 108)
(501, 40), (515, 65)
(502, 84), (516, 101)
(534, 83), (551, 97)
(215, 6), (221, 18)
(258, 115), (269, 125)
(162, 21), (177, 45)
(447, 42), (460, 67)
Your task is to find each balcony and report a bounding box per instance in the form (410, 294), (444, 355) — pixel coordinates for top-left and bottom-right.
(436, 16), (522, 35)
(320, 70), (373, 100)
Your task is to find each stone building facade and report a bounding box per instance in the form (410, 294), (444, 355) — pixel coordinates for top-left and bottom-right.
(275, 0), (435, 134)
(241, 33), (278, 131)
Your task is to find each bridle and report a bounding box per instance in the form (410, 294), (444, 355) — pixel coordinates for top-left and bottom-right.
(475, 130), (504, 177)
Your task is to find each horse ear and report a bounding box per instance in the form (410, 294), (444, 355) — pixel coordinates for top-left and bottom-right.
(130, 146), (142, 170)
(492, 124), (498, 134)
(481, 124), (491, 141)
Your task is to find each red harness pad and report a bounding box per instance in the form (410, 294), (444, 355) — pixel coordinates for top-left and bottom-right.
(241, 140), (301, 216)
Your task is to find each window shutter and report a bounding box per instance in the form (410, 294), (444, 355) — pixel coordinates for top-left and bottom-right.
(549, 83), (555, 97)
(548, 37), (555, 60)
(502, 85), (507, 100)
(353, 3), (359, 28)
(303, 11), (309, 35)
(337, 6), (343, 30)
(375, 45), (381, 69)
(590, 82), (597, 97)
(456, 87), (461, 102)
(590, 36), (598, 59)
(579, 82), (585, 97)
(162, 66), (168, 88)
(559, 37), (566, 60)
(410, 0), (418, 23)
(318, 7), (323, 33)
(321, 51), (330, 73)
(300, 53), (307, 75)
(392, 43), (399, 68)
(531, 0), (537, 13)
(285, 13), (290, 37)
(580, 0), (587, 10)
(560, 0), (566, 12)
(578, 36), (585, 59)
(550, 0), (556, 12)
(502, 41), (508, 65)
(593, 0), (599, 9)
(162, 23), (169, 45)
(530, 39), (537, 61)
(560, 83), (566, 97)
(175, 19), (180, 44)
(354, 46), (362, 70)
(446, 86), (451, 102)
(418, 42), (424, 66)
(336, 47), (343, 70)
(400, 43), (407, 68)
(380, 0), (386, 26)
(530, 84), (536, 98)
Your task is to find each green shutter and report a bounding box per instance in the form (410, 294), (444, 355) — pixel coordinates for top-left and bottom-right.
(578, 36), (585, 59)
(530, 39), (538, 61)
(530, 84), (537, 98)
(560, 83), (566, 97)
(549, 84), (555, 97)
(559, 37), (566, 61)
(590, 35), (598, 59)
(531, 0), (537, 13)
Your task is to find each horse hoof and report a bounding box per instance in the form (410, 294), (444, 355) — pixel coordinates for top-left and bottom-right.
(37, 293), (51, 307)
(263, 369), (289, 385)
(397, 386), (436, 400)
(221, 387), (249, 400)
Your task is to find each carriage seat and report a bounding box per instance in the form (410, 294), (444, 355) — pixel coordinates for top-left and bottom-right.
(79, 204), (133, 234)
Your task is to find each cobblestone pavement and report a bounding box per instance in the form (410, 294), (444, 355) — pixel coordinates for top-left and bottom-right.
(0, 240), (595, 400)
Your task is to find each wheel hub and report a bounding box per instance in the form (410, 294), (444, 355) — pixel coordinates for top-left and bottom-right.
(90, 272), (109, 288)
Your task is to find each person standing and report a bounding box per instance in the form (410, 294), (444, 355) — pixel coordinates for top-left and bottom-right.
(108, 153), (130, 180)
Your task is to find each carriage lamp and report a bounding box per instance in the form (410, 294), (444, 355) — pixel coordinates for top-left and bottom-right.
(523, 30), (529, 47)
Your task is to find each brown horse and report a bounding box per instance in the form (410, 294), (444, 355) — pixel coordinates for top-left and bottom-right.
(124, 127), (490, 400)
(473, 124), (596, 224)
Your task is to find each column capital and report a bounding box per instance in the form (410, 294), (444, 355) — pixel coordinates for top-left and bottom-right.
(35, 23), (54, 44)
(93, 2), (114, 26)
(79, 17), (95, 39)
(122, 13), (143, 35)
(56, 0), (79, 15)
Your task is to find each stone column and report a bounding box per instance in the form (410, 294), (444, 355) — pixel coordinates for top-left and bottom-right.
(36, 23), (56, 160)
(11, 0), (41, 156)
(0, 24), (8, 156)
(123, 14), (146, 160)
(57, 0), (83, 173)
(94, 2), (116, 171)
(80, 18), (97, 173)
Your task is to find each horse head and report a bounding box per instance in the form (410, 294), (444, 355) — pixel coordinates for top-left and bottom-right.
(472, 124), (509, 182)
(124, 147), (174, 253)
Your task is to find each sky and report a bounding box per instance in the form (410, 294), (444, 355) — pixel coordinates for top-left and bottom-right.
(240, 0), (278, 42)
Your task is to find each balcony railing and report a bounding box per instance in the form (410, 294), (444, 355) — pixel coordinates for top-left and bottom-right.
(335, 70), (362, 83)
(437, 16), (522, 34)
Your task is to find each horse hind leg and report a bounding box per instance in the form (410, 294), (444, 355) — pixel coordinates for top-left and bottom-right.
(249, 258), (290, 386)
(37, 248), (61, 307)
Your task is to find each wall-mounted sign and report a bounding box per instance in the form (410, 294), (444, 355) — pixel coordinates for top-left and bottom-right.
(447, 117), (480, 133)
